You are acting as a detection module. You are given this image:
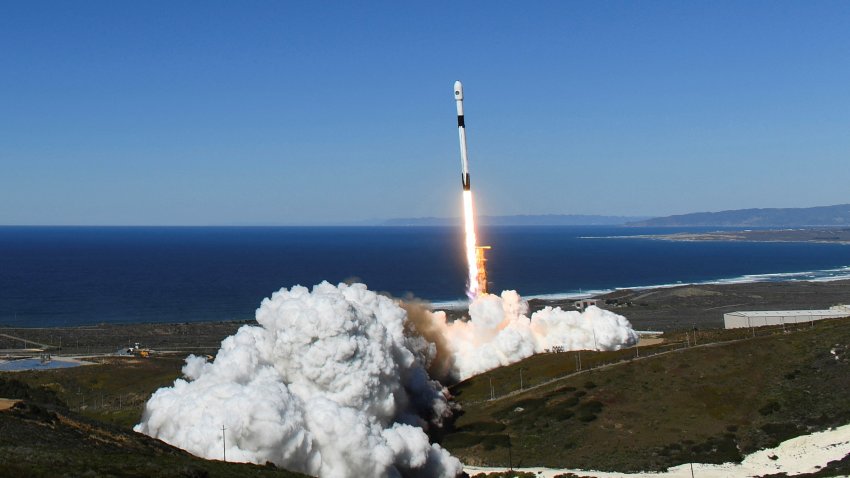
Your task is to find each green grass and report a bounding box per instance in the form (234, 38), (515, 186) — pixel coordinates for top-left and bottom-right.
(0, 377), (308, 478)
(8, 356), (184, 428)
(440, 317), (850, 472)
(6, 318), (850, 475)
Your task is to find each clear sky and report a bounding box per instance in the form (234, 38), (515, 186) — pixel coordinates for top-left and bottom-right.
(2, 1), (849, 225)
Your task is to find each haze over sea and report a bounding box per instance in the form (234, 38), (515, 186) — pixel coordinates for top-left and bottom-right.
(3, 226), (850, 327)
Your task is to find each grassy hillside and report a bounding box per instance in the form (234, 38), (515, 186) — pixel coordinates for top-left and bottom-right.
(5, 315), (850, 476)
(9, 355), (186, 428)
(439, 317), (850, 472)
(0, 376), (308, 478)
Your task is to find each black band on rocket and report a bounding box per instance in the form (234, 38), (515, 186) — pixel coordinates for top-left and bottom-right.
(457, 115), (465, 128)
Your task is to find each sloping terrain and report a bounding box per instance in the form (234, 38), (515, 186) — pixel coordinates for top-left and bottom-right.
(8, 355), (186, 428)
(439, 317), (850, 473)
(0, 376), (308, 478)
(627, 204), (850, 227)
(4, 286), (850, 476)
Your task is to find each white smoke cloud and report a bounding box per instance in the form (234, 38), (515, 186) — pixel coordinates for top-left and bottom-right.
(425, 290), (639, 380)
(135, 282), (462, 478)
(135, 282), (637, 477)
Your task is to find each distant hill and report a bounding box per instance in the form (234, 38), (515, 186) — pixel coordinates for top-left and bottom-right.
(383, 214), (650, 226)
(627, 204), (850, 227)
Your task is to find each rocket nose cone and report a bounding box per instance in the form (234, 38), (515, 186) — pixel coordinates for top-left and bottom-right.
(454, 80), (463, 100)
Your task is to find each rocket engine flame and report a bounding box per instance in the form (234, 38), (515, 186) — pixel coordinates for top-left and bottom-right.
(462, 190), (480, 299)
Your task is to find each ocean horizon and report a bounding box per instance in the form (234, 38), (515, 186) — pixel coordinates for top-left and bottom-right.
(2, 225), (850, 327)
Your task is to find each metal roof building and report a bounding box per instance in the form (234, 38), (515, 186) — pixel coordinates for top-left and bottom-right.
(724, 305), (850, 329)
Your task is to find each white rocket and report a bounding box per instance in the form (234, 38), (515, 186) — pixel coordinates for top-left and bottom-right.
(454, 80), (471, 191)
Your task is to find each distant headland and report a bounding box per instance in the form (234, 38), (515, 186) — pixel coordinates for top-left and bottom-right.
(627, 204), (850, 227)
(382, 204), (850, 228)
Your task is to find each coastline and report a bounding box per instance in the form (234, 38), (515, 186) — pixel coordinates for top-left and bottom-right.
(2, 278), (849, 349)
(586, 227), (850, 245)
(533, 279), (850, 331)
(432, 264), (850, 311)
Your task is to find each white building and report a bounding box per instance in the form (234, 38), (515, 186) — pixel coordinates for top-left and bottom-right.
(724, 305), (850, 329)
(574, 298), (598, 311)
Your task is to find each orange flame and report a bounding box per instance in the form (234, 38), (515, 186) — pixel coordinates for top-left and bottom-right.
(476, 246), (490, 295)
(463, 191), (490, 299)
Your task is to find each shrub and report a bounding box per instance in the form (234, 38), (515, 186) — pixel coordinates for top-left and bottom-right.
(759, 401), (781, 416)
(577, 411), (597, 422)
(480, 434), (511, 450)
(761, 422), (802, 446)
(461, 421), (506, 434)
(577, 400), (603, 414)
(554, 408), (575, 421)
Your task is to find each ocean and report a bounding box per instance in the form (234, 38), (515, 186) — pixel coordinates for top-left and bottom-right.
(2, 226), (850, 327)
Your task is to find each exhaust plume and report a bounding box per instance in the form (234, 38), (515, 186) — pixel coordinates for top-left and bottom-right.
(135, 282), (637, 476)
(135, 282), (462, 478)
(424, 290), (639, 381)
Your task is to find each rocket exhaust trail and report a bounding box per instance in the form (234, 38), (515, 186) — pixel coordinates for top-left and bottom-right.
(462, 190), (479, 299)
(454, 81), (485, 299)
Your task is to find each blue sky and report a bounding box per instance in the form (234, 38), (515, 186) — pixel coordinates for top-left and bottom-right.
(2, 1), (849, 225)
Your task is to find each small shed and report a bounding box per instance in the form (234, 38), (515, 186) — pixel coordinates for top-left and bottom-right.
(574, 299), (598, 311)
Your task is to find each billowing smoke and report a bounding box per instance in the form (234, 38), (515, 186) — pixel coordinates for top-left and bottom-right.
(412, 290), (639, 381)
(135, 282), (462, 478)
(135, 282), (637, 477)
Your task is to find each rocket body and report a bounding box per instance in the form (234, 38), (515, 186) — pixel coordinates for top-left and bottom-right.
(454, 80), (482, 299)
(454, 81), (471, 191)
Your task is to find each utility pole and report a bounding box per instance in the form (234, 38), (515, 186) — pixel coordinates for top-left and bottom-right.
(221, 425), (227, 462)
(508, 440), (513, 471)
(690, 462), (695, 478)
(692, 324), (697, 345)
